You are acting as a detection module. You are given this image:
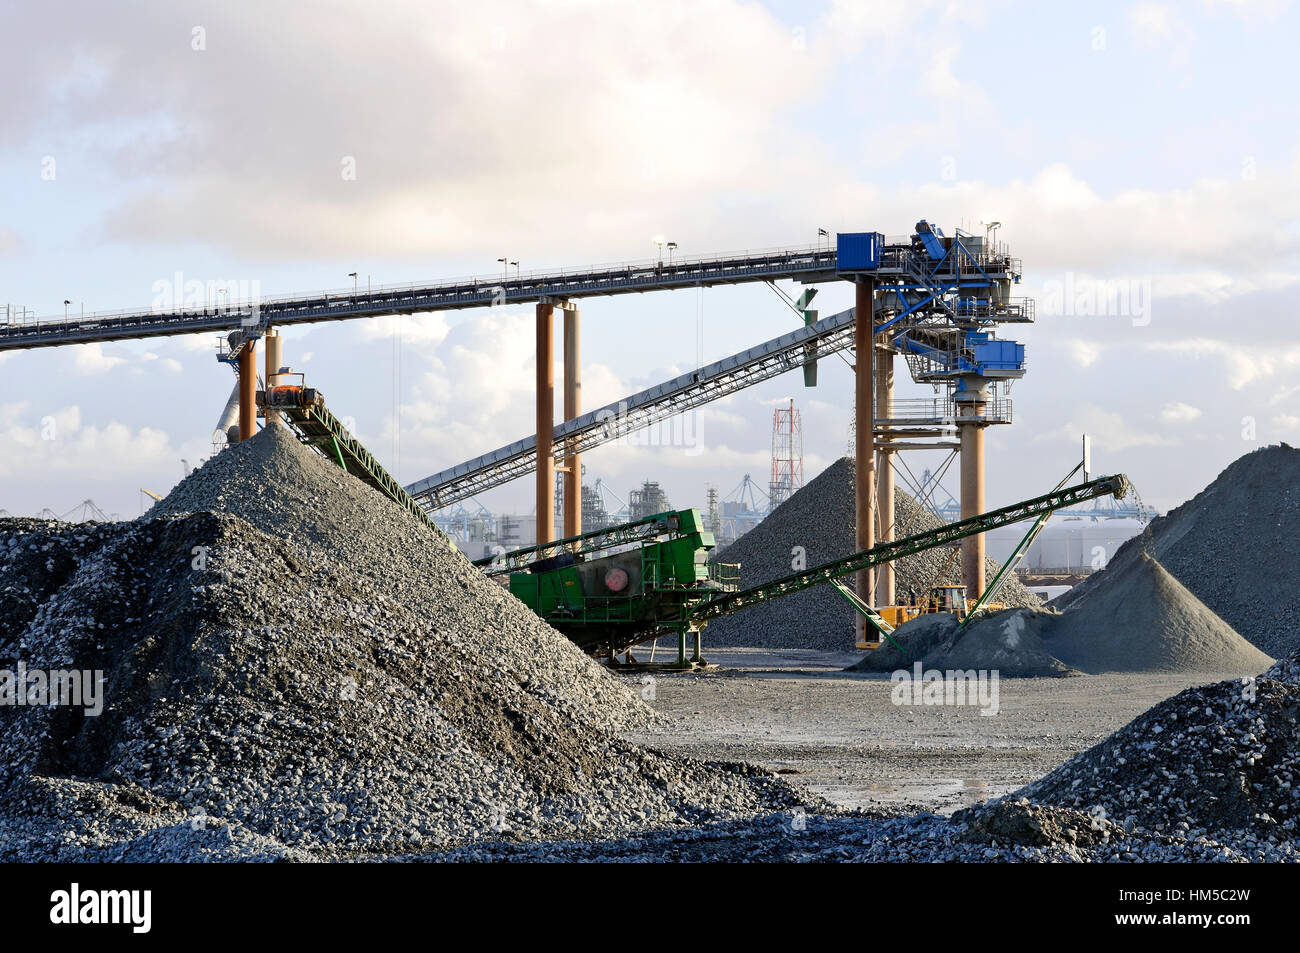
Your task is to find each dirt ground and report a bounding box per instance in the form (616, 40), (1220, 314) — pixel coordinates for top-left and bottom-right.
(623, 647), (1241, 815)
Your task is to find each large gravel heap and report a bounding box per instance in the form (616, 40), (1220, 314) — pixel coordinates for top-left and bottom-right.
(706, 457), (1040, 651)
(851, 552), (1270, 676)
(1054, 443), (1300, 657)
(1045, 552), (1272, 674)
(0, 427), (802, 861)
(958, 645), (1300, 851)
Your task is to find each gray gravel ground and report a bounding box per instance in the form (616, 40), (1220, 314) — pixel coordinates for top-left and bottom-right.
(705, 457), (1040, 652)
(1054, 443), (1300, 658)
(405, 808), (1300, 862)
(412, 650), (1300, 861)
(627, 652), (1257, 813)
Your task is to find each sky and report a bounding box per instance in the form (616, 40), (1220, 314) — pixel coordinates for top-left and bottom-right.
(1, 0), (1298, 522)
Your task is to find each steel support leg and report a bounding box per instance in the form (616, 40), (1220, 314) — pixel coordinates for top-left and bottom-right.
(875, 341), (895, 608)
(238, 341), (257, 442)
(959, 392), (987, 601)
(563, 303), (581, 542)
(263, 329), (282, 428)
(854, 278), (876, 638)
(536, 301), (555, 546)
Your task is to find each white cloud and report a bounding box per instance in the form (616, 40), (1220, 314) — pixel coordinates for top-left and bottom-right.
(1035, 403), (1178, 451)
(1065, 339), (1103, 368)
(1129, 3), (1179, 41)
(921, 40), (989, 111)
(72, 342), (126, 374)
(0, 403), (175, 480)
(357, 312), (451, 348)
(1268, 383), (1300, 405)
(1146, 338), (1300, 390)
(1206, 0), (1292, 24)
(31, 0), (857, 260)
(1160, 401), (1202, 422)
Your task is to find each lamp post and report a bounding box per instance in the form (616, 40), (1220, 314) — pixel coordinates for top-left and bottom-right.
(497, 257), (508, 280)
(980, 220), (1001, 256)
(667, 241), (677, 265)
(63, 299), (70, 320)
(348, 272), (358, 295)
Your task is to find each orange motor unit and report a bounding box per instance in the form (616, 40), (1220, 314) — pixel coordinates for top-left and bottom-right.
(260, 385), (322, 409)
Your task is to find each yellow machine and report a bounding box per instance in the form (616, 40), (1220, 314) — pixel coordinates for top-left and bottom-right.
(856, 585), (1006, 650)
(833, 465), (1127, 651)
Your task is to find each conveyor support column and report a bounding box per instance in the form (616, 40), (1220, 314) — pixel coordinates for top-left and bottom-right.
(854, 278), (876, 639)
(536, 301), (555, 546)
(875, 339), (895, 607)
(563, 302), (582, 541)
(238, 341), (257, 442)
(958, 377), (988, 600)
(263, 329), (283, 427)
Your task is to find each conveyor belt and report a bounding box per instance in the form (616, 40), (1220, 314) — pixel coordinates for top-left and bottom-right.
(263, 395), (447, 540)
(688, 474), (1130, 625)
(405, 306), (859, 509)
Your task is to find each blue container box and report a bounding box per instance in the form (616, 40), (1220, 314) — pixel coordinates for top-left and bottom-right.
(972, 340), (1024, 370)
(836, 232), (883, 272)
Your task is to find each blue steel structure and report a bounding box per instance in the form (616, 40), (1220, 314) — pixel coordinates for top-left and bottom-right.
(868, 221), (1031, 397)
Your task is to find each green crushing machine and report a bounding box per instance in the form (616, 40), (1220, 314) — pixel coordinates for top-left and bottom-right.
(475, 509), (740, 667)
(476, 473), (1132, 669)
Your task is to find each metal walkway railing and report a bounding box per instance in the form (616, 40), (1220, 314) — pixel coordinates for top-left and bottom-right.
(0, 237), (1025, 352)
(0, 244), (843, 351)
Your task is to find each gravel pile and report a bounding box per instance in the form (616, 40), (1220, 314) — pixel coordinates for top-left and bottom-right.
(1053, 443), (1300, 657)
(850, 608), (1079, 677)
(849, 552), (1270, 677)
(959, 646), (1300, 849)
(153, 425), (642, 734)
(413, 807), (1300, 862)
(0, 427), (805, 861)
(1045, 552), (1273, 674)
(706, 458), (1041, 651)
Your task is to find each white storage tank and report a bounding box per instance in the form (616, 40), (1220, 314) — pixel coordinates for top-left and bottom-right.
(985, 517), (1146, 573)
